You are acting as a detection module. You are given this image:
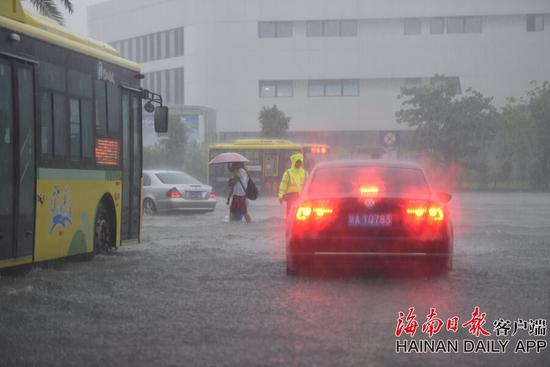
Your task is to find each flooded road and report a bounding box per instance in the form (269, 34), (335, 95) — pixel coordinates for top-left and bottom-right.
(1, 193), (549, 366)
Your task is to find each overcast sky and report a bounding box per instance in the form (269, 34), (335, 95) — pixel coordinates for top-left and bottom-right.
(63, 0), (105, 35)
(22, 0), (105, 35)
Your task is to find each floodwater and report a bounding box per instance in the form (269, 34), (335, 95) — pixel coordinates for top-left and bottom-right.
(1, 193), (549, 366)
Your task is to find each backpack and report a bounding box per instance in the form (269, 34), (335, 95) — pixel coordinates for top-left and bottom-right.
(239, 171), (258, 200)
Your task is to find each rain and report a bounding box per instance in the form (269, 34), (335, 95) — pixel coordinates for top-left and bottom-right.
(1, 1), (549, 366)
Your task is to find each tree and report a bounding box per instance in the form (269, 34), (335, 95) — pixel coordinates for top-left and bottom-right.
(494, 82), (550, 190)
(259, 105), (290, 138)
(26, 0), (73, 24)
(495, 98), (536, 187)
(526, 81), (550, 190)
(396, 77), (497, 168)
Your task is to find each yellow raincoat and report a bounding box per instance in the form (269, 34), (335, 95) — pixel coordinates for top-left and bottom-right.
(278, 153), (307, 200)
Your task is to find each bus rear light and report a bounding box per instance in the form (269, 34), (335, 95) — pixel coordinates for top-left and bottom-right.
(167, 188), (183, 199)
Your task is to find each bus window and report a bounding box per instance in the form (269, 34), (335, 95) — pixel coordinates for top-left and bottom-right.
(94, 80), (107, 133)
(107, 82), (120, 133)
(69, 98), (81, 158)
(53, 93), (66, 157)
(81, 100), (93, 158)
(39, 92), (52, 155)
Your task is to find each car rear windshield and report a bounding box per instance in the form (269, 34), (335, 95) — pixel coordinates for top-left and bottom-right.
(308, 166), (430, 197)
(155, 172), (201, 185)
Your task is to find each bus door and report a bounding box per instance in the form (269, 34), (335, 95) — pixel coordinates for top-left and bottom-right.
(0, 57), (36, 261)
(120, 89), (142, 241)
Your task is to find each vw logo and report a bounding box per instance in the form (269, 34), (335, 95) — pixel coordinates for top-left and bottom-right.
(364, 199), (376, 208)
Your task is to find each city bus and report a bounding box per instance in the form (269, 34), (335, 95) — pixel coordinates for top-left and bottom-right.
(208, 139), (330, 196)
(0, 1), (167, 270)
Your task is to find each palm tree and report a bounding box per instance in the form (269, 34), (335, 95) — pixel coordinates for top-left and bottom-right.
(26, 0), (73, 24)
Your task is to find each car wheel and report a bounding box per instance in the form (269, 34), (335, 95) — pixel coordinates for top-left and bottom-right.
(143, 198), (157, 216)
(94, 202), (114, 254)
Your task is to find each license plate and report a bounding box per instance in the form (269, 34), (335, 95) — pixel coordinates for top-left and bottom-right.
(348, 213), (392, 227)
(186, 191), (203, 199)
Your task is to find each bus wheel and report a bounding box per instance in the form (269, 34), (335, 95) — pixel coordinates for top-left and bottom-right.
(143, 198), (157, 216)
(94, 202), (114, 254)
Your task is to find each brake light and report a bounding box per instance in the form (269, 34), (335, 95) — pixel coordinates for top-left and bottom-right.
(209, 192), (217, 199)
(406, 203), (444, 222)
(406, 207), (428, 218)
(296, 201), (334, 221)
(167, 188), (183, 199)
(360, 186), (379, 197)
(428, 206), (444, 221)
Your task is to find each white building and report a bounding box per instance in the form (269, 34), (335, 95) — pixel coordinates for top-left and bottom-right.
(88, 0), (550, 136)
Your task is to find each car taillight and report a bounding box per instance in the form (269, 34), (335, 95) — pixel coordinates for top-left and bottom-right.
(428, 206), (444, 221)
(406, 203), (444, 222)
(209, 192), (217, 199)
(296, 201), (334, 221)
(167, 188), (183, 199)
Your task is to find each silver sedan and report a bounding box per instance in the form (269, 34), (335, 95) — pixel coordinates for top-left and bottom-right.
(143, 170), (217, 215)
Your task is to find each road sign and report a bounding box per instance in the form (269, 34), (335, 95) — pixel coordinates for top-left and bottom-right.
(381, 131), (399, 147)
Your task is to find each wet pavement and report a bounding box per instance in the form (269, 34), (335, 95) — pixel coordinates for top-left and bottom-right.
(1, 193), (549, 366)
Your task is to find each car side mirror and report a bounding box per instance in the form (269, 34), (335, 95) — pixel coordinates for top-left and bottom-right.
(436, 192), (452, 203)
(154, 106), (168, 133)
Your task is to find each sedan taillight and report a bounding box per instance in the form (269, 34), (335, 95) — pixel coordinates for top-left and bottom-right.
(296, 201), (334, 221)
(167, 188), (183, 199)
(405, 202), (444, 222)
(209, 192), (217, 199)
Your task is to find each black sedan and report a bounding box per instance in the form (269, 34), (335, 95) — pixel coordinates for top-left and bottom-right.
(285, 160), (453, 275)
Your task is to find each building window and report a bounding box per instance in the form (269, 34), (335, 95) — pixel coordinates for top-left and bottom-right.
(340, 20), (358, 36)
(430, 18), (445, 34)
(404, 18), (422, 35)
(308, 80), (359, 97)
(527, 14), (544, 32)
(342, 80), (360, 96)
(113, 28), (186, 62)
(306, 21), (323, 37)
(259, 80), (293, 98)
(306, 20), (358, 37)
(446, 17), (465, 34)
(465, 16), (482, 33)
(324, 20), (340, 37)
(143, 68), (184, 105)
(258, 21), (293, 38)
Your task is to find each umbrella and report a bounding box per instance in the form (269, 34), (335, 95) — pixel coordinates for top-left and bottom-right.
(208, 152), (249, 165)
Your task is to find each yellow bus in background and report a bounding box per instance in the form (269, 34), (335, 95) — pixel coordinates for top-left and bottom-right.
(208, 139), (330, 196)
(0, 1), (167, 270)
